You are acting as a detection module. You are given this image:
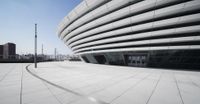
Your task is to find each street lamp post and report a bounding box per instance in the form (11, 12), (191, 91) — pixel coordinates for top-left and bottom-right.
(54, 48), (57, 61)
(34, 24), (37, 68)
(42, 44), (44, 61)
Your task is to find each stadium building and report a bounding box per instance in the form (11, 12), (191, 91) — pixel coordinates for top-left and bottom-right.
(58, 0), (200, 69)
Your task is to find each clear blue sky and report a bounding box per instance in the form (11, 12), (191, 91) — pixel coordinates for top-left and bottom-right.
(0, 0), (81, 55)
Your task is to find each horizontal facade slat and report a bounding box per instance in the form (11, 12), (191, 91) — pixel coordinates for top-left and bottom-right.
(72, 25), (200, 50)
(57, 0), (200, 55)
(75, 45), (200, 55)
(69, 13), (200, 48)
(74, 36), (200, 52)
(60, 0), (143, 39)
(66, 2), (200, 45)
(63, 0), (192, 43)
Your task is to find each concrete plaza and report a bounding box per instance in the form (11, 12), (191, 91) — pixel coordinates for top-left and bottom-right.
(0, 61), (200, 104)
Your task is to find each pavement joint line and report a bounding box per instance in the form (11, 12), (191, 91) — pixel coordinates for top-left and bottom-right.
(173, 73), (185, 104)
(109, 73), (152, 104)
(48, 62), (141, 92)
(67, 71), (142, 104)
(20, 64), (24, 104)
(74, 70), (141, 91)
(41, 80), (64, 104)
(39, 72), (101, 90)
(146, 73), (162, 104)
(25, 64), (109, 104)
(187, 75), (200, 89)
(61, 72), (106, 88)
(64, 97), (82, 104)
(86, 71), (143, 95)
(0, 65), (16, 82)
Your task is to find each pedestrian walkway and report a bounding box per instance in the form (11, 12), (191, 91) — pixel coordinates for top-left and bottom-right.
(0, 62), (200, 104)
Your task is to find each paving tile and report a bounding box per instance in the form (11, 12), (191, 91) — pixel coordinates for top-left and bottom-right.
(0, 62), (200, 104)
(0, 95), (20, 104)
(26, 96), (61, 104)
(110, 74), (160, 104)
(147, 73), (182, 104)
(175, 74), (200, 104)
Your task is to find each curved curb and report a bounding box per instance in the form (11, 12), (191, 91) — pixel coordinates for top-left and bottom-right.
(25, 64), (109, 104)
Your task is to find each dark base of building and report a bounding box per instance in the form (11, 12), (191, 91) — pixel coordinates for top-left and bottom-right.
(80, 50), (200, 70)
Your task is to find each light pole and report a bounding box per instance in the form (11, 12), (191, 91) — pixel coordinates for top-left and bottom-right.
(42, 44), (44, 61)
(54, 48), (57, 61)
(42, 44), (43, 55)
(34, 24), (37, 68)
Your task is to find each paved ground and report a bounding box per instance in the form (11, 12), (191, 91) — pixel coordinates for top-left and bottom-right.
(0, 62), (200, 104)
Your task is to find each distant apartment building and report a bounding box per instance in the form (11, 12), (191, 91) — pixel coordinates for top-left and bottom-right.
(2, 43), (16, 59)
(0, 45), (3, 59)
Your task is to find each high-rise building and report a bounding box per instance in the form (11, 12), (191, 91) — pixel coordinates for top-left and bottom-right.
(3, 43), (16, 59)
(58, 0), (200, 69)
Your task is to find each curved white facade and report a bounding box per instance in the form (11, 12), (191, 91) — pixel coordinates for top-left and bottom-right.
(58, 0), (200, 69)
